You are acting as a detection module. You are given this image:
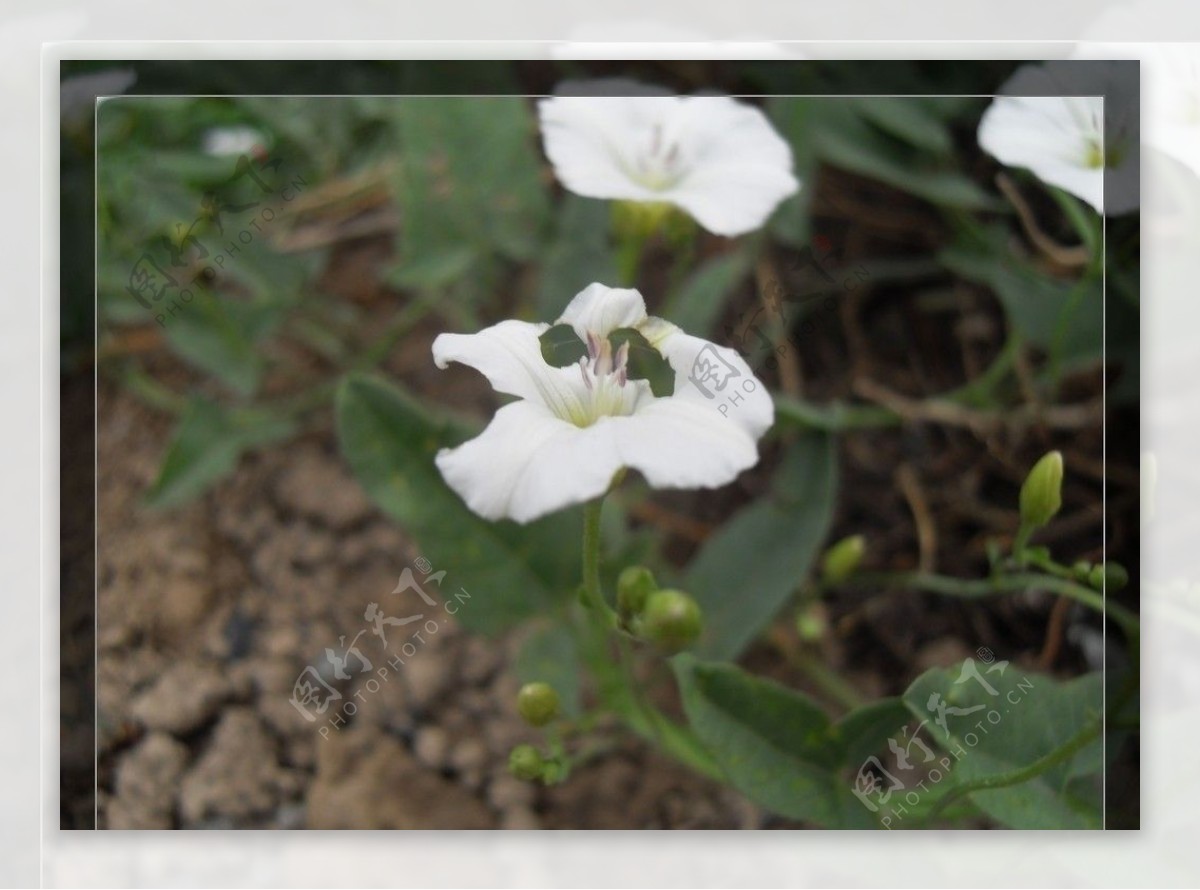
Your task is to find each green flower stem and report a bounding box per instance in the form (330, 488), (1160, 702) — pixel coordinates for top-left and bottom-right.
(790, 647), (866, 712)
(835, 570), (1140, 647)
(578, 498), (721, 780)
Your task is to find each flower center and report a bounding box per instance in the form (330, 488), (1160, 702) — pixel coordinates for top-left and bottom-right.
(564, 333), (638, 428)
(630, 123), (687, 191)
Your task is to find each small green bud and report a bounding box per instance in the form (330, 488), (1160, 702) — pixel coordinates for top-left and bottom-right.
(516, 681), (560, 727)
(617, 566), (657, 619)
(508, 744), (544, 782)
(822, 535), (866, 583)
(1019, 451), (1064, 531)
(1088, 562), (1129, 592)
(1072, 560), (1093, 582)
(795, 602), (828, 642)
(637, 589), (702, 655)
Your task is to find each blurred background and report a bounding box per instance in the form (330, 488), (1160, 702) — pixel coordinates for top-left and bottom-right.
(61, 58), (1139, 829)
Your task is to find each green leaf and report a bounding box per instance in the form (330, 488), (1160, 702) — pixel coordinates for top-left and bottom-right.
(145, 398), (294, 509)
(335, 373), (580, 634)
(828, 697), (914, 770)
(162, 294), (265, 397)
(535, 196), (618, 318)
(390, 97), (550, 289)
(850, 97), (955, 155)
(514, 623), (582, 717)
(676, 657), (876, 827)
(902, 662), (1105, 828)
(661, 249), (752, 339)
(685, 432), (837, 661)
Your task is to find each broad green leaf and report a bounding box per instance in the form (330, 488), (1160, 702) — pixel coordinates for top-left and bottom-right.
(162, 293), (265, 397)
(676, 657), (876, 828)
(335, 373), (580, 634)
(535, 196), (618, 318)
(851, 97), (956, 155)
(514, 622), (582, 717)
(828, 697), (914, 770)
(902, 662), (1105, 829)
(686, 432), (837, 661)
(661, 249), (752, 339)
(390, 97), (550, 289)
(145, 398), (294, 509)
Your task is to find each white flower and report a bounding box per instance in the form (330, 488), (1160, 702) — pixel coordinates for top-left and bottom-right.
(978, 63), (1139, 214)
(432, 283), (773, 523)
(202, 125), (266, 158)
(537, 86), (800, 236)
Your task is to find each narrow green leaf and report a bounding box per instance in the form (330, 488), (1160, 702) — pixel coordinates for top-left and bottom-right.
(661, 249), (752, 339)
(686, 432), (838, 661)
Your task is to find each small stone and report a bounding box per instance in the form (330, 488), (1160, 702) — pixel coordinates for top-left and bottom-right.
(487, 772), (536, 811)
(153, 577), (216, 643)
(402, 652), (451, 712)
(413, 725), (451, 768)
(178, 709), (292, 824)
(106, 732), (189, 829)
(130, 661), (233, 735)
(274, 449), (373, 530)
(449, 736), (488, 788)
(500, 806), (541, 830)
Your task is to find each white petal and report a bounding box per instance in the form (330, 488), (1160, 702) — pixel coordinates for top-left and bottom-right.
(637, 316), (775, 441)
(667, 161), (799, 236)
(432, 319), (589, 419)
(610, 398), (762, 489)
(436, 401), (624, 524)
(538, 95), (670, 203)
(557, 282), (647, 340)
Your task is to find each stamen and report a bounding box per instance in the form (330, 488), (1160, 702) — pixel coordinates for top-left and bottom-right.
(579, 357), (592, 390)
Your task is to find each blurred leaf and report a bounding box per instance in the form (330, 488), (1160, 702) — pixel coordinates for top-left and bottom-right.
(162, 294), (266, 397)
(851, 98), (955, 155)
(335, 374), (580, 634)
(391, 97), (550, 290)
(902, 662), (1104, 829)
(661, 248), (752, 339)
(535, 196), (618, 318)
(828, 697), (914, 770)
(686, 432), (837, 661)
(676, 657), (876, 827)
(514, 623), (582, 717)
(145, 397), (294, 509)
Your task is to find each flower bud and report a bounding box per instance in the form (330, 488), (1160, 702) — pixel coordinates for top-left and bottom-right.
(508, 744), (544, 782)
(1088, 562), (1129, 592)
(821, 535), (865, 583)
(516, 681), (560, 727)
(617, 566), (657, 619)
(637, 589), (702, 655)
(1019, 451), (1064, 531)
(795, 602), (828, 642)
(1072, 560), (1093, 582)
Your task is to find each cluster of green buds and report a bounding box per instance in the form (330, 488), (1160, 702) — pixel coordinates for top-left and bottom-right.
(616, 566), (703, 655)
(1072, 560), (1130, 592)
(507, 681), (565, 784)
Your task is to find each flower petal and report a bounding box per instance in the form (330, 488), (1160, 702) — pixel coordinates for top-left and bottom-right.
(432, 319), (589, 419)
(436, 401), (624, 524)
(636, 316), (774, 441)
(557, 282), (648, 340)
(610, 397), (762, 489)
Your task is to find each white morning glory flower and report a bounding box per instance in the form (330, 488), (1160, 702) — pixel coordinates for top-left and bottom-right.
(537, 85), (800, 237)
(432, 283), (773, 524)
(977, 62), (1139, 214)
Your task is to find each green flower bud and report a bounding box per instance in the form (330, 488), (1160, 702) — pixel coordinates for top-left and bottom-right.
(637, 589), (702, 655)
(795, 602), (828, 642)
(508, 744), (544, 782)
(1019, 451), (1064, 531)
(617, 566), (657, 619)
(1088, 562), (1129, 592)
(822, 535), (865, 583)
(1072, 560), (1093, 582)
(516, 681), (560, 727)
